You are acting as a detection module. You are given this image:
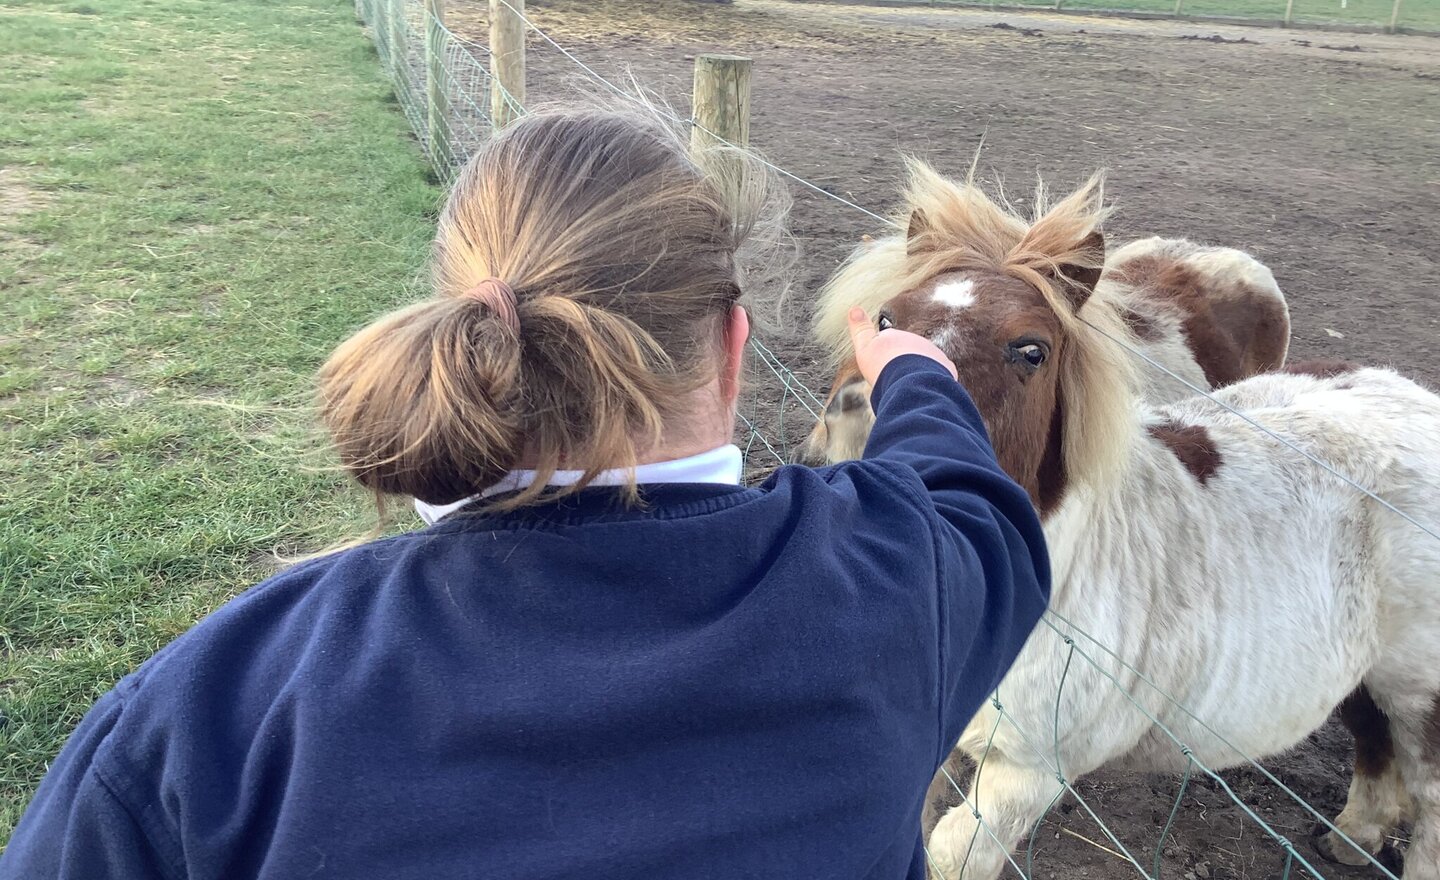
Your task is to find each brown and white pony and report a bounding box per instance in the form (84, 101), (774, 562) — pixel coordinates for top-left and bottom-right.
(813, 163), (1440, 880)
(798, 190), (1290, 466)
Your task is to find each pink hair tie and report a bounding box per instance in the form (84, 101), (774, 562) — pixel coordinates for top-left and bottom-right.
(461, 278), (520, 335)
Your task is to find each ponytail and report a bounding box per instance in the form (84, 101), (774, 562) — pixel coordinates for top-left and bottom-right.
(318, 294), (523, 505)
(318, 104), (788, 509)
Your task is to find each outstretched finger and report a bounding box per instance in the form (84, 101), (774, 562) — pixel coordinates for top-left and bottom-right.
(847, 306), (877, 352)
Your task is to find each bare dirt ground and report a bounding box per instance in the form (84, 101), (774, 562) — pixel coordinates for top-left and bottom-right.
(448, 1), (1440, 876)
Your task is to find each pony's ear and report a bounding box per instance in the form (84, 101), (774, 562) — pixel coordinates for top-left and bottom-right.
(906, 208), (931, 256)
(1053, 230), (1105, 311)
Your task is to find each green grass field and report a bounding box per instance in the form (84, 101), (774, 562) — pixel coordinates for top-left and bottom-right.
(0, 0), (438, 842)
(943, 0), (1436, 30)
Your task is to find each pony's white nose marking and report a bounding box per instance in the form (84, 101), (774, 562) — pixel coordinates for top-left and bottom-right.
(931, 279), (976, 309)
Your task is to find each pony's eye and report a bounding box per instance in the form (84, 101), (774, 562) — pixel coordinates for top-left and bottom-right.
(877, 313), (895, 332)
(1015, 343), (1047, 367)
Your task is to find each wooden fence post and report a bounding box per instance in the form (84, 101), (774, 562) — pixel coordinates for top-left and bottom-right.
(691, 54), (753, 204)
(388, 0), (407, 74)
(1283, 0), (1295, 26)
(1388, 0), (1403, 32)
(489, 0), (526, 130)
(425, 0), (451, 171)
(690, 55), (752, 152)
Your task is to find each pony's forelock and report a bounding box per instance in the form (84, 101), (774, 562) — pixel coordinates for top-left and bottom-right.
(815, 161), (1109, 357)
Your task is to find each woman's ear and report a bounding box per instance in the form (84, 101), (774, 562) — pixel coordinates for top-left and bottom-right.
(720, 304), (750, 405)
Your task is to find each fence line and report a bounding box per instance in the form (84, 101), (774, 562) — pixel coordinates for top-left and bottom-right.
(348, 3), (1411, 878)
(921, 0), (1419, 35)
(491, 0), (902, 230)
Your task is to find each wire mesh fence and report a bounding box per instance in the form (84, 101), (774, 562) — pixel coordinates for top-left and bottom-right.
(355, 0), (516, 173)
(349, 2), (1422, 878)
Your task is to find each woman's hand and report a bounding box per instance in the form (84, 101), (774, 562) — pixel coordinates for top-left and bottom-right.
(846, 307), (958, 386)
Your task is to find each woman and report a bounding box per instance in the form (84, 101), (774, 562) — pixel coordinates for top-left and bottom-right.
(2, 106), (1049, 879)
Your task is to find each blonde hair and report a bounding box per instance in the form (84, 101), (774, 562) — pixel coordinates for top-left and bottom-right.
(815, 159), (1139, 491)
(318, 104), (788, 509)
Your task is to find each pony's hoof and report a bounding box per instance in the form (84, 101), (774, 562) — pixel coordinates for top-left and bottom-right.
(1310, 822), (1404, 874)
(1309, 821), (1362, 865)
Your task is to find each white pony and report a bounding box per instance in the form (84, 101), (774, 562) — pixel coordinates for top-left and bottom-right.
(812, 162), (1440, 879)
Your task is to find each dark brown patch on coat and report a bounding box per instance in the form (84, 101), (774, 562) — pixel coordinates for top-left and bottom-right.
(1118, 306), (1163, 342)
(1033, 390), (1068, 518)
(1228, 290), (1291, 380)
(1147, 420), (1222, 484)
(1339, 685), (1394, 778)
(1112, 254), (1289, 388)
(1283, 359), (1361, 380)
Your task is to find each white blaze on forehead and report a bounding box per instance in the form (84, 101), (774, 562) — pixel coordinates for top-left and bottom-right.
(931, 279), (976, 309)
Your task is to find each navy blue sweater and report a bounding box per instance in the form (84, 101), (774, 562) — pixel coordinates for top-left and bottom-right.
(2, 355), (1049, 880)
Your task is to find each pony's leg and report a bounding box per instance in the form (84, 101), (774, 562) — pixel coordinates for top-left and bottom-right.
(826, 379), (874, 463)
(1388, 696), (1440, 880)
(923, 751), (968, 838)
(1314, 762), (1407, 870)
(1313, 687), (1407, 870)
(793, 364), (871, 466)
(794, 418), (829, 465)
(926, 759), (1062, 880)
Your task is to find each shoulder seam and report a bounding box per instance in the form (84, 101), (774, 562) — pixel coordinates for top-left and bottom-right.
(90, 708), (187, 880)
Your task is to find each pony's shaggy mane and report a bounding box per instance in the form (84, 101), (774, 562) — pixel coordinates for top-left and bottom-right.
(813, 159), (1141, 492)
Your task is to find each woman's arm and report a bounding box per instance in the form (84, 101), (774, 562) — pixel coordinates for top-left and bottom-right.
(864, 355), (1051, 742)
(844, 308), (1049, 758)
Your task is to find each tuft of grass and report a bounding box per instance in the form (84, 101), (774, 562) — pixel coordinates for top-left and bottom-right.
(0, 0), (439, 842)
